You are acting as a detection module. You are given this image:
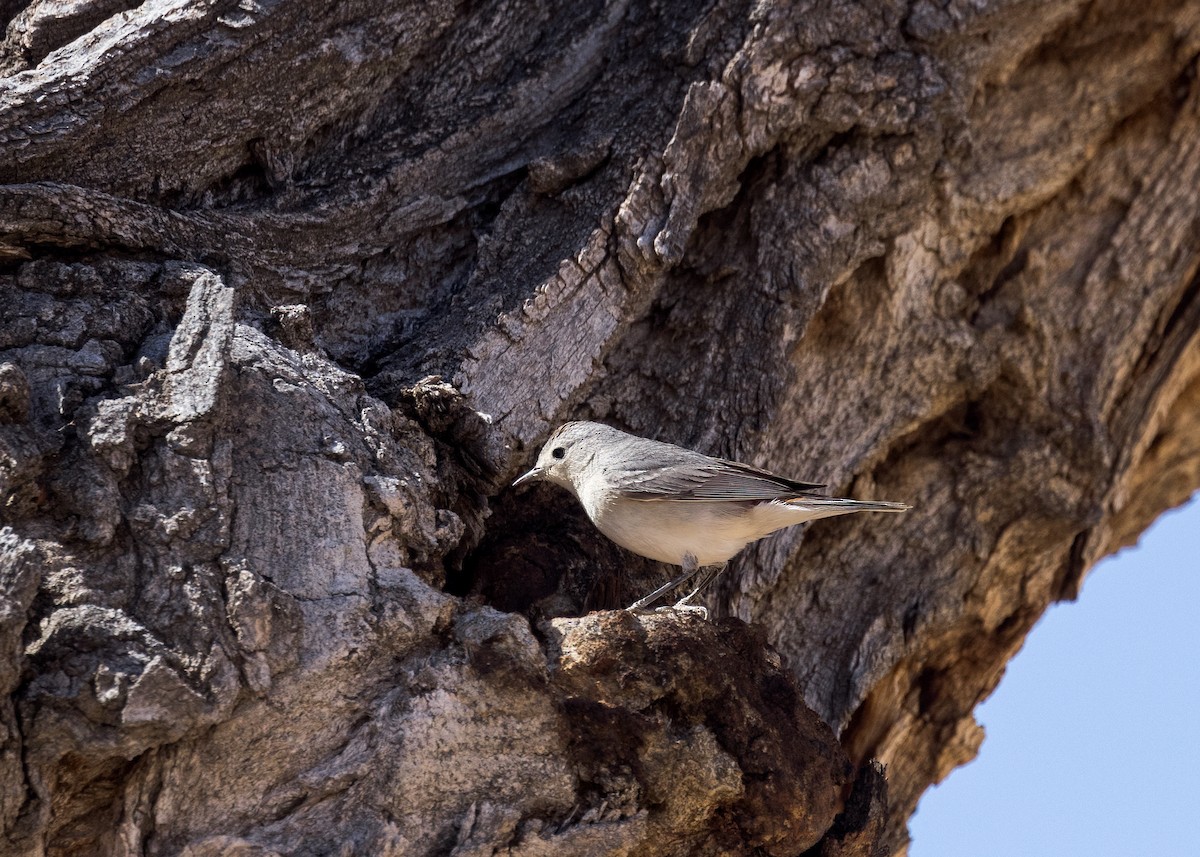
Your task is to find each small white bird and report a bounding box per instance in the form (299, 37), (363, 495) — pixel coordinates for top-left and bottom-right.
(513, 421), (909, 615)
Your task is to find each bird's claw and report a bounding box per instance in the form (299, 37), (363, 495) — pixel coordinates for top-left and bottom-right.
(655, 602), (709, 620)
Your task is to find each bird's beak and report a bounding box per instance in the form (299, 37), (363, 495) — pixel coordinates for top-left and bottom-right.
(512, 467), (543, 487)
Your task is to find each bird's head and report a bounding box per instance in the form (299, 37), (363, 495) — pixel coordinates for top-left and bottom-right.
(511, 421), (602, 494)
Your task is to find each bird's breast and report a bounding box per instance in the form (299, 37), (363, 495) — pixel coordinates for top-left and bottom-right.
(584, 497), (762, 566)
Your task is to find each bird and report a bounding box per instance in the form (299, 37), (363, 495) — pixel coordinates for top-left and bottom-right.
(512, 421), (909, 616)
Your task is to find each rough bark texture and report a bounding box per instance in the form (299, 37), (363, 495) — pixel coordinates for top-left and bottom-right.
(2, 1), (1199, 855)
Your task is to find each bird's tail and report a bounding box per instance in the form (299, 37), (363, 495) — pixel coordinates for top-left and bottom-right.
(783, 496), (911, 514)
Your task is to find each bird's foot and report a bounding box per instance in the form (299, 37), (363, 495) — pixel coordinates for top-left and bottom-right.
(655, 602), (709, 620)
(645, 563), (726, 619)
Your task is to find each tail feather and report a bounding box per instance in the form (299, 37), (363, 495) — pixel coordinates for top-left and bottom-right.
(783, 497), (911, 513)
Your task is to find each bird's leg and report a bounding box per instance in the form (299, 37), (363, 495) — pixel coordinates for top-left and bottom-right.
(674, 563), (726, 608)
(656, 563), (727, 619)
(626, 553), (703, 612)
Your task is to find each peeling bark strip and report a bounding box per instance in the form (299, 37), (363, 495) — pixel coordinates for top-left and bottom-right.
(2, 0), (1199, 855)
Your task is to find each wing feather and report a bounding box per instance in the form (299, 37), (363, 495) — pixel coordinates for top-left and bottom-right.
(614, 450), (824, 502)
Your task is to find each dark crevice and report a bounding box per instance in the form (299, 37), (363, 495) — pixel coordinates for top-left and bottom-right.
(1107, 262), (1200, 485)
(915, 667), (952, 722)
(823, 129), (856, 155)
(801, 760), (888, 857)
(1057, 528), (1091, 603)
(162, 151), (275, 210)
(42, 753), (141, 857)
(449, 478), (658, 617)
(963, 214), (1026, 320)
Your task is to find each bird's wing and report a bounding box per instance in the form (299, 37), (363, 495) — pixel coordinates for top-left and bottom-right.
(615, 451), (824, 502)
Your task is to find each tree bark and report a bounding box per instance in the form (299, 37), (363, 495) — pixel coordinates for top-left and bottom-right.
(2, 1), (1199, 855)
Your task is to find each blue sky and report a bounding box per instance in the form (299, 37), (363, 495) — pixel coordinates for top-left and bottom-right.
(909, 494), (1200, 857)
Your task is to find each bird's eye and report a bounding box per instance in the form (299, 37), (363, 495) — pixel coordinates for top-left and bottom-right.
(551, 446), (566, 459)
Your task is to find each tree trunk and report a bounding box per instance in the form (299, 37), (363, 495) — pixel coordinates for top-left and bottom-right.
(3, 1), (1199, 855)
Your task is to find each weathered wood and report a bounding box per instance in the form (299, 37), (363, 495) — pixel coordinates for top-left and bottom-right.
(2, 0), (1199, 854)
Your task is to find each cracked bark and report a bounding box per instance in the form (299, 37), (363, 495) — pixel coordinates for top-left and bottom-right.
(2, 1), (1199, 855)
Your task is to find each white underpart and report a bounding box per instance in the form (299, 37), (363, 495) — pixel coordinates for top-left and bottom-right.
(581, 494), (890, 567)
